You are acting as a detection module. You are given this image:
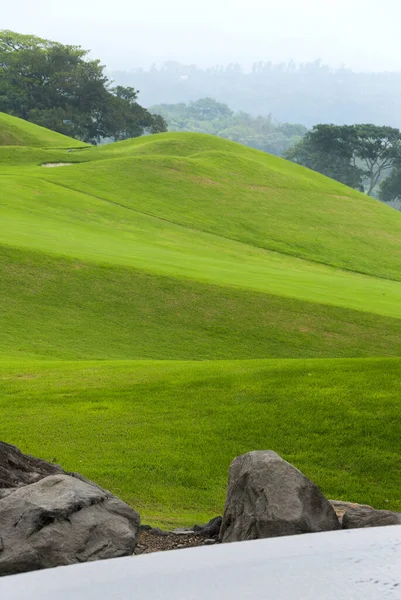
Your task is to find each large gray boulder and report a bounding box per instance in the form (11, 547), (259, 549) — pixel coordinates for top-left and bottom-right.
(0, 442), (140, 576)
(220, 451), (340, 543)
(342, 505), (401, 529)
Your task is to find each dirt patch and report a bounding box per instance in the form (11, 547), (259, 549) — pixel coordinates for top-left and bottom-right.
(134, 518), (221, 555)
(135, 530), (211, 554)
(192, 176), (221, 186)
(245, 184), (275, 192)
(41, 163), (74, 168)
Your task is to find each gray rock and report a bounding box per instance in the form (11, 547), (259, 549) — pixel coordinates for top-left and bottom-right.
(0, 474), (140, 576)
(171, 528), (195, 535)
(0, 441), (104, 493)
(203, 538), (217, 545)
(0, 442), (141, 576)
(0, 442), (63, 489)
(148, 527), (169, 537)
(220, 451), (340, 543)
(342, 506), (401, 529)
(330, 500), (374, 525)
(193, 516), (222, 538)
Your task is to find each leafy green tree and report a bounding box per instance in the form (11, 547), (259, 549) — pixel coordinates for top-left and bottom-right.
(285, 125), (364, 189)
(0, 30), (166, 143)
(354, 125), (401, 195)
(379, 166), (401, 202)
(285, 124), (401, 194)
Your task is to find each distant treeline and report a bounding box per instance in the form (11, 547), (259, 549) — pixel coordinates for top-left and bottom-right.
(150, 98), (307, 157)
(112, 61), (401, 129)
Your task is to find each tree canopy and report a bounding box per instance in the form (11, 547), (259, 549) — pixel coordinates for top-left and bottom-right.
(285, 124), (401, 196)
(0, 30), (166, 143)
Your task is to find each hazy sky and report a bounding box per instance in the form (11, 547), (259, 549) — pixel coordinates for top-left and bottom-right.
(3, 0), (401, 72)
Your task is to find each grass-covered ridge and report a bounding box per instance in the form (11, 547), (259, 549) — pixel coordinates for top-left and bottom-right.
(31, 133), (401, 281)
(0, 111), (88, 148)
(2, 245), (401, 360)
(1, 358), (400, 526)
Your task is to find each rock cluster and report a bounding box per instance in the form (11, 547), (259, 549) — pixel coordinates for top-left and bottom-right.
(1, 442), (400, 577)
(219, 451), (401, 543)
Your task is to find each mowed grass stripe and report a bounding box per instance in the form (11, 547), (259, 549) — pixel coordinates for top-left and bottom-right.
(1, 358), (400, 526)
(1, 177), (401, 320)
(1, 245), (401, 360)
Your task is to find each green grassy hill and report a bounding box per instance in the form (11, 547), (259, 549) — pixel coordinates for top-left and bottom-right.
(0, 112), (88, 148)
(0, 116), (400, 525)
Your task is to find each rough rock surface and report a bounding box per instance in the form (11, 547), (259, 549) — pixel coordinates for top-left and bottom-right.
(0, 442), (140, 576)
(220, 451), (340, 543)
(342, 505), (401, 529)
(0, 442), (63, 492)
(193, 516), (222, 538)
(330, 500), (374, 525)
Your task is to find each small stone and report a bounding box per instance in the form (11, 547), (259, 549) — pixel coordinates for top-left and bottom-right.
(171, 528), (195, 535)
(203, 539), (216, 545)
(193, 516), (222, 538)
(330, 500), (373, 525)
(148, 527), (169, 537)
(342, 506), (401, 529)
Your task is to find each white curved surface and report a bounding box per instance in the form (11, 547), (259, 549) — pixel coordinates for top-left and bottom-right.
(0, 526), (400, 599)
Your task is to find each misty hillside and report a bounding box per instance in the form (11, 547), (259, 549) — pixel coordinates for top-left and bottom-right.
(112, 61), (401, 128)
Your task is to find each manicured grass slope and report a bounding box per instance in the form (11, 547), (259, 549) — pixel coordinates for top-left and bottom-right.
(1, 175), (401, 326)
(0, 112), (87, 148)
(2, 131), (401, 282)
(1, 359), (400, 526)
(39, 134), (401, 281)
(2, 245), (401, 360)
(1, 119), (400, 526)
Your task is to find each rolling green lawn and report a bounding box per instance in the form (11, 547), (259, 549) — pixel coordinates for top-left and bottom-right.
(1, 359), (400, 526)
(1, 245), (401, 360)
(2, 132), (401, 282)
(0, 112), (88, 148)
(0, 116), (400, 526)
